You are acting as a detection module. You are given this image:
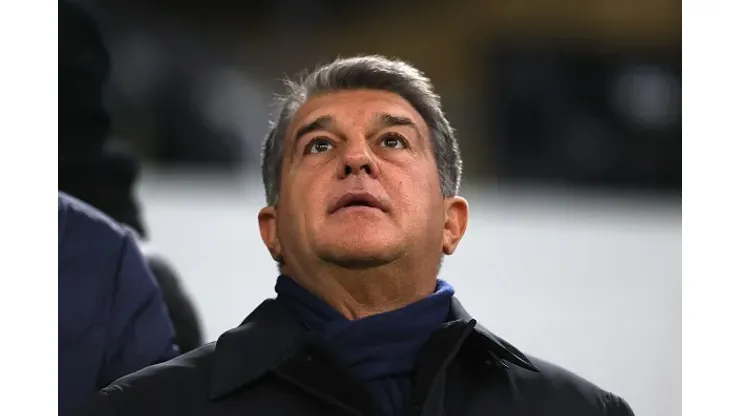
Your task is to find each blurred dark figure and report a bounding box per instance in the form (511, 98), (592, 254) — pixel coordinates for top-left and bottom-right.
(141, 246), (205, 354)
(58, 0), (204, 353)
(152, 73), (248, 168)
(58, 192), (178, 415)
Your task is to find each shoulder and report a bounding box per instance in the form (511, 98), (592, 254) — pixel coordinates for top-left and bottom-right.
(58, 192), (129, 244)
(58, 192), (134, 294)
(58, 192), (142, 291)
(112, 342), (215, 390)
(85, 343), (217, 414)
(449, 300), (634, 415)
(504, 355), (634, 415)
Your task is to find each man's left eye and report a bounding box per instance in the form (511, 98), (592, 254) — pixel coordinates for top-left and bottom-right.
(380, 134), (408, 149)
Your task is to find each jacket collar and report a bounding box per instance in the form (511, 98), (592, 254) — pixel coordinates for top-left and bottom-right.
(209, 299), (305, 400)
(208, 296), (538, 400)
(449, 297), (539, 372)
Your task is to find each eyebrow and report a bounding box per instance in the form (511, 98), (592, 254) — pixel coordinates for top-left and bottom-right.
(371, 113), (420, 138)
(292, 115), (337, 157)
(290, 112), (422, 157)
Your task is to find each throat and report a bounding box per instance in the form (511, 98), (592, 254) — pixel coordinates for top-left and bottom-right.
(304, 272), (437, 320)
(274, 274), (456, 379)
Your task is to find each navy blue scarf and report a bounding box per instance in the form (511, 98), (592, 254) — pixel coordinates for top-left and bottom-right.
(275, 275), (454, 415)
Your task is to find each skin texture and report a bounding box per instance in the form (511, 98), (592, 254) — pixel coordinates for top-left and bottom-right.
(258, 90), (468, 319)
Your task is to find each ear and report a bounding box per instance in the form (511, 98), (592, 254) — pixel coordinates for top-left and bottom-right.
(258, 206), (283, 263)
(442, 196), (469, 255)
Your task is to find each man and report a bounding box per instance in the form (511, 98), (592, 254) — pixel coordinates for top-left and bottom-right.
(58, 192), (178, 415)
(81, 56), (634, 415)
(59, 0), (204, 353)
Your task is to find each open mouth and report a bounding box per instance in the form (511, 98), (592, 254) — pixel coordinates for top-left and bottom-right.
(330, 193), (386, 214)
(342, 200), (376, 208)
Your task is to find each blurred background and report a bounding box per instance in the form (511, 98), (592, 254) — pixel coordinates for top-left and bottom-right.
(71, 0), (680, 414)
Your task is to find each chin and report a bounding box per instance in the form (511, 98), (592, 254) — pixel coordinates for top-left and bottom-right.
(315, 239), (402, 270)
(322, 255), (394, 270)
(312, 220), (404, 266)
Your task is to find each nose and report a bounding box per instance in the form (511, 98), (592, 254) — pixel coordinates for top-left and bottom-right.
(338, 139), (379, 179)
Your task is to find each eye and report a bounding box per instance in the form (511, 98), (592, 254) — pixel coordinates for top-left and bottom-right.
(379, 133), (408, 149)
(305, 137), (334, 154)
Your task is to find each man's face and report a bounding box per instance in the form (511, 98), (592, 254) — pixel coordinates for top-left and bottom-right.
(259, 90), (467, 271)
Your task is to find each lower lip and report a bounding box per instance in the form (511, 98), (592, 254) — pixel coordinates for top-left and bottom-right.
(334, 205), (383, 214)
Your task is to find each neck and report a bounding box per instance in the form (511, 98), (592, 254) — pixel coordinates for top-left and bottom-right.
(282, 262), (438, 320)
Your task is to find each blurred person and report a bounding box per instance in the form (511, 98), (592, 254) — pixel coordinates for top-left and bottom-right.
(58, 0), (204, 353)
(80, 56), (634, 416)
(58, 192), (178, 416)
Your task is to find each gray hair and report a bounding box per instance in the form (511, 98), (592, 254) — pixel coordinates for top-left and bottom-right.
(260, 55), (462, 206)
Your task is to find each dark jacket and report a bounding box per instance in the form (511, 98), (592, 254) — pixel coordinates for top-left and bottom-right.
(58, 193), (178, 415)
(80, 297), (634, 416)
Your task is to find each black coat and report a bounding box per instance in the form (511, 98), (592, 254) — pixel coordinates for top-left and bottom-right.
(80, 297), (635, 416)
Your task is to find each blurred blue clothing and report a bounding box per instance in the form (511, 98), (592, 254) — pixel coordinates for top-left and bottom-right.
(58, 192), (178, 415)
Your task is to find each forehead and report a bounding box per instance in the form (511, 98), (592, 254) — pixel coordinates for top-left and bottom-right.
(286, 89), (430, 137)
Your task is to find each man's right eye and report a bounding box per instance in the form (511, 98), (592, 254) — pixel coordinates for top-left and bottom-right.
(305, 138), (334, 154)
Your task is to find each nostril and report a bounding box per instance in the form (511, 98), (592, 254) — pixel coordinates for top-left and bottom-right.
(343, 163), (373, 176)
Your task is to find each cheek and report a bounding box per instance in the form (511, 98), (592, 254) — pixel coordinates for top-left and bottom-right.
(409, 163), (440, 193)
(394, 166), (440, 213)
(283, 175), (326, 227)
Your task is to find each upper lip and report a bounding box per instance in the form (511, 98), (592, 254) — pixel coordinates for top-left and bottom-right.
(329, 192), (388, 214)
